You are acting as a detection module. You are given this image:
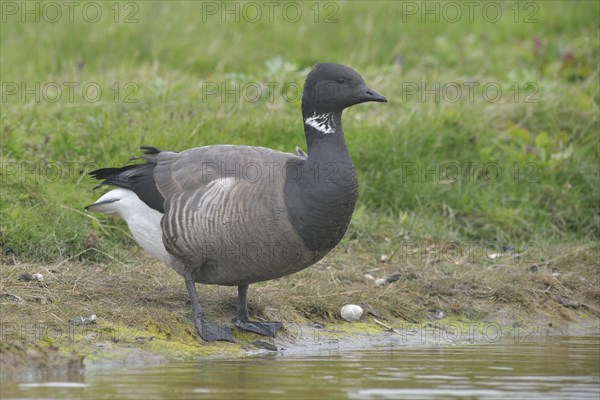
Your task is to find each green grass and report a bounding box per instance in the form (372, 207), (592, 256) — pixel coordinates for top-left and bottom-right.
(1, 0), (598, 262)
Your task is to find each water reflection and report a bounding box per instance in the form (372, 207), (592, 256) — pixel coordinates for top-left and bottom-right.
(2, 335), (598, 399)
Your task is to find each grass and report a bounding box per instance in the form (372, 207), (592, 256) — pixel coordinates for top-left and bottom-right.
(1, 1), (598, 261)
(0, 0), (599, 371)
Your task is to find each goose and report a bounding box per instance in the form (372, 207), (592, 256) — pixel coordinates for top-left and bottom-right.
(86, 63), (387, 342)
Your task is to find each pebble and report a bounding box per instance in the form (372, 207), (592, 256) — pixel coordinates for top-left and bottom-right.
(70, 315), (97, 325)
(433, 311), (446, 320)
(17, 273), (44, 282)
(341, 304), (363, 321)
(557, 295), (579, 308)
(375, 278), (387, 286)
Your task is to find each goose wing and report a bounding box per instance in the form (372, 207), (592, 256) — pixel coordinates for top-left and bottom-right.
(153, 145), (309, 284)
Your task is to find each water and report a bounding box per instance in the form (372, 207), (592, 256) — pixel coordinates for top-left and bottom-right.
(2, 336), (598, 399)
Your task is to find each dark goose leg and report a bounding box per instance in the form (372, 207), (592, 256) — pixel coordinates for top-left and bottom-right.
(184, 272), (234, 342)
(233, 285), (283, 337)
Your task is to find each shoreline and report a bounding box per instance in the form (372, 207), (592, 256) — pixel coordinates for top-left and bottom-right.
(2, 314), (599, 378)
(2, 245), (598, 377)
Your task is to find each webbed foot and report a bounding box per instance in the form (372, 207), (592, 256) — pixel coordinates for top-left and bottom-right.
(233, 318), (283, 337)
(184, 272), (234, 342)
(195, 316), (234, 342)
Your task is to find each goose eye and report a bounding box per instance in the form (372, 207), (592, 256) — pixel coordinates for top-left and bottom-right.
(337, 78), (346, 84)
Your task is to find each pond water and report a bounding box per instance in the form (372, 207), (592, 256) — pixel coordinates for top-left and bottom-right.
(2, 335), (598, 399)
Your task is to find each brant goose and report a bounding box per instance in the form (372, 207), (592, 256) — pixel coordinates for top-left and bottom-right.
(86, 63), (387, 342)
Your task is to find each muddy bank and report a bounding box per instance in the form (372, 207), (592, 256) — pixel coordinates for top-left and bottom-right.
(1, 243), (598, 376)
(1, 313), (599, 377)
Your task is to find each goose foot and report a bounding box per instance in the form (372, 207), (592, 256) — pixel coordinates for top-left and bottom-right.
(233, 318), (283, 337)
(184, 272), (234, 342)
(195, 316), (234, 342)
(234, 284), (283, 337)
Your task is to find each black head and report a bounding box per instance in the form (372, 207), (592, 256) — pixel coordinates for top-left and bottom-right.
(302, 63), (387, 115)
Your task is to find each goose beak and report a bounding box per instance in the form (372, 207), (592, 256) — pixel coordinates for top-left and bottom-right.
(355, 85), (388, 103)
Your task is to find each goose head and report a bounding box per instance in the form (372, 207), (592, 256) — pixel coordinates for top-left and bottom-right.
(301, 63), (387, 117)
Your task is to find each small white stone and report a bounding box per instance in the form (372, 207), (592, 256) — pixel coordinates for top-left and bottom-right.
(341, 304), (363, 321)
(375, 278), (387, 286)
(433, 311), (445, 320)
(379, 254), (390, 263)
(32, 273), (44, 281)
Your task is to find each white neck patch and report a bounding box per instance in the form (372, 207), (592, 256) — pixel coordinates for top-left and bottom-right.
(304, 113), (335, 134)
